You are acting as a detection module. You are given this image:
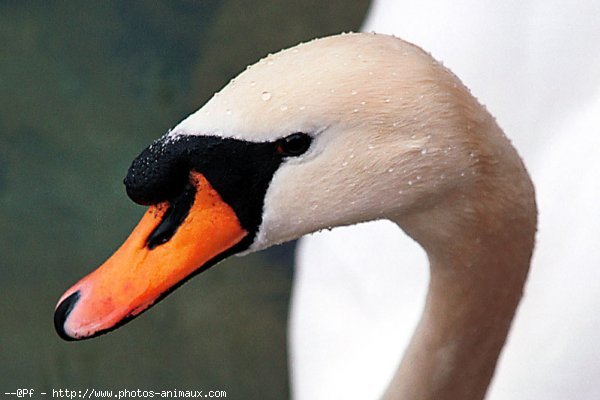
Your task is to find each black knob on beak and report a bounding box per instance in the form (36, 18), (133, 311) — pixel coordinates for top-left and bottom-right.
(124, 136), (189, 205)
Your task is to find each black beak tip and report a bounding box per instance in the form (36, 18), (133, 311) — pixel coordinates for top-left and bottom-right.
(54, 291), (80, 341)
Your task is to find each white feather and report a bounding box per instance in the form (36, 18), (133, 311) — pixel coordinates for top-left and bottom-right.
(291, 1), (600, 399)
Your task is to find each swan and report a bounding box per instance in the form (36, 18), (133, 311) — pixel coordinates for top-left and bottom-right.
(54, 33), (537, 399)
(293, 2), (600, 399)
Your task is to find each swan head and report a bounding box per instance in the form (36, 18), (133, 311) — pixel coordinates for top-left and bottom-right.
(54, 33), (527, 340)
(178, 33), (498, 250)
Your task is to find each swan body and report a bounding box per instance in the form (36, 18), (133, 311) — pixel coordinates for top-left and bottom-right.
(55, 33), (536, 399)
(293, 1), (600, 399)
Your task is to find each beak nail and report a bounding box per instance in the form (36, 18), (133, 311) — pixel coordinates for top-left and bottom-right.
(54, 291), (80, 341)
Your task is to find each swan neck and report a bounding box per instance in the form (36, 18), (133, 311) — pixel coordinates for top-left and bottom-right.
(384, 176), (536, 399)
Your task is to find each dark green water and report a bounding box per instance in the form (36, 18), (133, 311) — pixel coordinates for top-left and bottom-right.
(0, 1), (369, 398)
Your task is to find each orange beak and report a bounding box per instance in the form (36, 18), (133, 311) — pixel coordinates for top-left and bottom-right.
(54, 172), (248, 340)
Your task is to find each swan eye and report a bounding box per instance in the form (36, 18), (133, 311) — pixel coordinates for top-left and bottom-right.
(276, 133), (312, 157)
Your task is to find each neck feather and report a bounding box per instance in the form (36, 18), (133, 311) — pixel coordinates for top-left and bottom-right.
(384, 155), (537, 399)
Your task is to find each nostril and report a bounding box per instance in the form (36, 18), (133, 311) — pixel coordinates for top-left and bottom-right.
(124, 137), (190, 205)
(146, 181), (197, 249)
(54, 291), (80, 341)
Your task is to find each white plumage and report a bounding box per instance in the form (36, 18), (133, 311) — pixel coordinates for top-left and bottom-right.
(291, 1), (600, 399)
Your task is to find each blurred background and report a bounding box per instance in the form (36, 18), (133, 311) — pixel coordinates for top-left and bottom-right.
(0, 1), (370, 398)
